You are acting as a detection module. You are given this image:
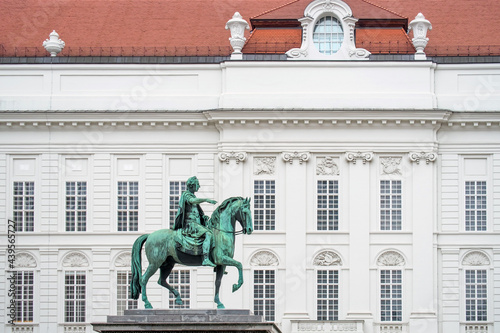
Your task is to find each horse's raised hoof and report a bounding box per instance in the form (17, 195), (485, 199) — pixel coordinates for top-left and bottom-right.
(217, 304), (225, 309)
(175, 298), (183, 305)
(232, 283), (240, 292)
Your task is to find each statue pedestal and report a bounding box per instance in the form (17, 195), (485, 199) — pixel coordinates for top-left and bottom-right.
(92, 309), (281, 333)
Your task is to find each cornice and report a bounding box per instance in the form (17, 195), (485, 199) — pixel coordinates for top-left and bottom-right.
(1, 109), (498, 129)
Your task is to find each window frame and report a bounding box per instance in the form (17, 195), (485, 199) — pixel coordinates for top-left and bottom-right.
(63, 270), (87, 323)
(65, 181), (88, 232)
(253, 179), (276, 231)
(316, 268), (340, 321)
(252, 268), (277, 322)
(168, 180), (187, 229)
(117, 180), (140, 232)
(13, 181), (35, 232)
(379, 179), (403, 231)
(116, 270), (138, 316)
(379, 268), (403, 322)
(167, 267), (192, 309)
(312, 15), (344, 55)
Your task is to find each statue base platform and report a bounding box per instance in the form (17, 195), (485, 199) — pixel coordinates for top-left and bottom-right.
(92, 309), (282, 333)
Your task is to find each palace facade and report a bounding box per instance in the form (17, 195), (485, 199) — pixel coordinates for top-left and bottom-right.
(0, 0), (499, 333)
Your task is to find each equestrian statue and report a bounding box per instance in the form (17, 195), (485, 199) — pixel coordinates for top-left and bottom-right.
(130, 176), (253, 309)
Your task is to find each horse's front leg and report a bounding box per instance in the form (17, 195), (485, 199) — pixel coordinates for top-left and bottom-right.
(217, 255), (244, 292)
(141, 263), (160, 309)
(214, 265), (226, 309)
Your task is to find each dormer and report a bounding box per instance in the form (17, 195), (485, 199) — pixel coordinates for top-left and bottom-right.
(286, 0), (370, 60)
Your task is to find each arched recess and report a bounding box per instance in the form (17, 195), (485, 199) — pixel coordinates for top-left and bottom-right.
(250, 250), (280, 267)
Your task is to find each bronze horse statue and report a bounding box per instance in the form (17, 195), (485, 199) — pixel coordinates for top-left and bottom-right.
(130, 197), (253, 309)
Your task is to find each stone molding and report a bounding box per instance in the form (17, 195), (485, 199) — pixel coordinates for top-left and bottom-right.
(345, 151), (373, 164)
(462, 251), (490, 266)
(250, 250), (279, 266)
(377, 251), (405, 266)
(218, 151), (247, 164)
(115, 252), (132, 267)
(408, 151), (437, 164)
(254, 157), (276, 175)
(14, 252), (37, 268)
(380, 157), (402, 175)
(62, 252), (89, 267)
(282, 151), (310, 164)
(316, 156), (340, 175)
(313, 251), (342, 266)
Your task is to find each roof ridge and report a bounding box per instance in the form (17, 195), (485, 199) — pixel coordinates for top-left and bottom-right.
(359, 0), (407, 19)
(251, 0), (304, 19)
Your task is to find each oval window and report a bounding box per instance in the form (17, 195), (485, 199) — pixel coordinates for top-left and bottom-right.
(313, 16), (344, 55)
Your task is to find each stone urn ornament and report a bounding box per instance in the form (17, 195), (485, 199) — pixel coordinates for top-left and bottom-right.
(409, 13), (432, 60)
(43, 30), (65, 57)
(225, 12), (249, 60)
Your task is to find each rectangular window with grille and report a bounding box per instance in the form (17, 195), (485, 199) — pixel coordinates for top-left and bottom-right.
(254, 270), (275, 321)
(253, 180), (275, 231)
(465, 181), (487, 231)
(117, 271), (137, 316)
(117, 181), (139, 231)
(65, 181), (87, 232)
(65, 271), (86, 323)
(168, 269), (190, 309)
(169, 181), (186, 228)
(15, 271), (34, 322)
(317, 180), (339, 231)
(465, 269), (487, 321)
(13, 181), (35, 232)
(317, 270), (338, 320)
(380, 180), (402, 231)
(380, 269), (402, 322)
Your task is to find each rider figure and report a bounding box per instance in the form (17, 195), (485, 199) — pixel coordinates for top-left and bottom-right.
(172, 176), (217, 267)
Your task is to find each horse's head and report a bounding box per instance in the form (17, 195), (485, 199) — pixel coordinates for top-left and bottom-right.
(237, 197), (253, 235)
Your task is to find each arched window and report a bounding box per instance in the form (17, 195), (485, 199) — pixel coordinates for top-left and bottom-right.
(313, 16), (344, 55)
(313, 251), (342, 321)
(250, 250), (279, 321)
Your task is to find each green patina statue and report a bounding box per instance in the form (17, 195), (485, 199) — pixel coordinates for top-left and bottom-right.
(130, 176), (253, 309)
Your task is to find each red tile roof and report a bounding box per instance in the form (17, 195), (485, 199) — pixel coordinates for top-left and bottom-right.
(0, 0), (499, 57)
(243, 28), (302, 54)
(356, 28), (415, 54)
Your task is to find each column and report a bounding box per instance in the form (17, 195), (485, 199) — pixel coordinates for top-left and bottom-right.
(345, 152), (373, 323)
(409, 151), (438, 332)
(281, 152), (310, 332)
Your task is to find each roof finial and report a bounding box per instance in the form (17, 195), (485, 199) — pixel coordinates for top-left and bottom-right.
(225, 12), (250, 60)
(43, 30), (65, 57)
(409, 13), (432, 60)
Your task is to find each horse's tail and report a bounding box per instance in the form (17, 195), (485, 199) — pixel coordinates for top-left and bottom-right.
(130, 234), (149, 299)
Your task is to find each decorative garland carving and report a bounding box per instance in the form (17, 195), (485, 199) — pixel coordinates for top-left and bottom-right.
(254, 157), (276, 175)
(345, 151), (373, 164)
(462, 251), (490, 266)
(377, 251), (405, 266)
(313, 251), (342, 266)
(250, 251), (279, 266)
(282, 151), (310, 164)
(115, 252), (132, 267)
(14, 252), (37, 268)
(381, 157), (402, 175)
(408, 151), (437, 164)
(62, 252), (89, 267)
(218, 151), (247, 164)
(316, 156), (340, 175)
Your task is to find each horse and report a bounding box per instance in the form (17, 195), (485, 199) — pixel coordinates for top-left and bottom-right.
(130, 197), (253, 309)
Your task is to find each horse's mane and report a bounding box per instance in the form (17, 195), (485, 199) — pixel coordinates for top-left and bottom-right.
(208, 196), (243, 228)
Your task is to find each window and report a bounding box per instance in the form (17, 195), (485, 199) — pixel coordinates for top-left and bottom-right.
(168, 269), (190, 309)
(380, 270), (402, 322)
(117, 271), (137, 316)
(254, 180), (275, 231)
(15, 271), (34, 322)
(317, 270), (338, 320)
(65, 181), (87, 232)
(313, 16), (343, 55)
(317, 180), (338, 230)
(169, 181), (186, 228)
(380, 180), (402, 231)
(64, 271), (86, 323)
(13, 181), (34, 232)
(117, 181), (139, 231)
(465, 270), (487, 322)
(254, 270), (275, 321)
(465, 181), (487, 231)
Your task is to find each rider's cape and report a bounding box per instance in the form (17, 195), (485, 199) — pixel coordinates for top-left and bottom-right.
(172, 191), (208, 230)
(172, 191), (210, 256)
